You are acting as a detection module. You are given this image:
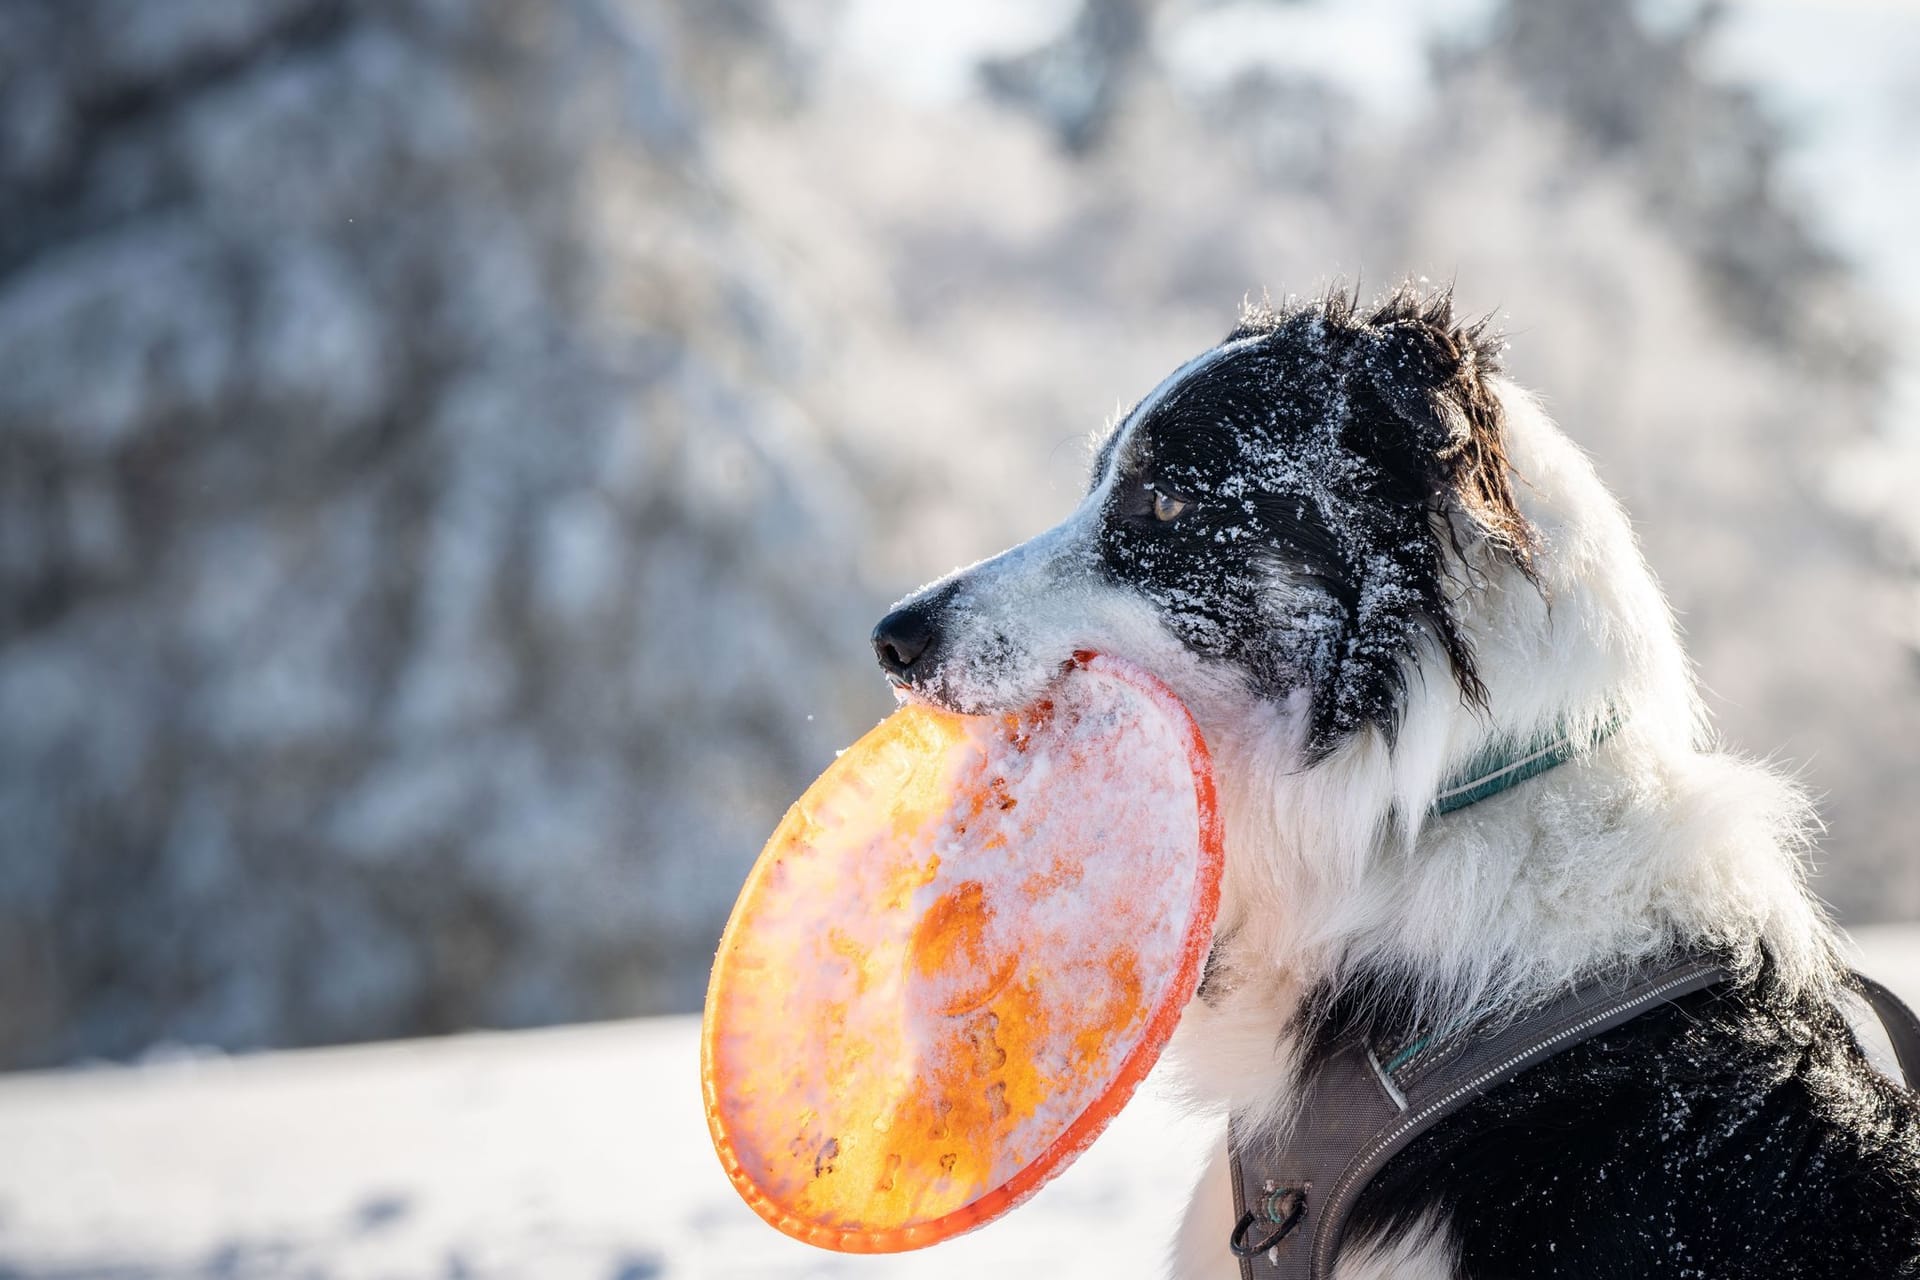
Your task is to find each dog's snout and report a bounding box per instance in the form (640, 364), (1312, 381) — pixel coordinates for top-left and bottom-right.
(872, 604), (939, 678)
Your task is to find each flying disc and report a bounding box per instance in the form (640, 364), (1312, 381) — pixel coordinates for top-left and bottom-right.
(701, 652), (1223, 1253)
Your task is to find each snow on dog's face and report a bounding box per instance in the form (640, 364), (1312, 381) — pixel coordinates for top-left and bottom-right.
(873, 290), (1535, 755)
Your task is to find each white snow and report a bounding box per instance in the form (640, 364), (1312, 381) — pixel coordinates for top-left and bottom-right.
(1159, 0), (1500, 122)
(0, 1021), (1214, 1279)
(1, 928), (1911, 1278)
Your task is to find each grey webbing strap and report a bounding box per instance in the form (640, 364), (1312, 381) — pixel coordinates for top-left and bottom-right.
(1230, 957), (1730, 1279)
(1852, 970), (1920, 1089)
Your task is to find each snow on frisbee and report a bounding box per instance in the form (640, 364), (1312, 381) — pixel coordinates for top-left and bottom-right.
(702, 652), (1223, 1253)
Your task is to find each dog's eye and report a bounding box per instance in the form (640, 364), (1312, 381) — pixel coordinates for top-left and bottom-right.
(1152, 488), (1189, 522)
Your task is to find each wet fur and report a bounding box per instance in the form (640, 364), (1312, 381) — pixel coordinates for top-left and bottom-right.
(876, 286), (1920, 1277)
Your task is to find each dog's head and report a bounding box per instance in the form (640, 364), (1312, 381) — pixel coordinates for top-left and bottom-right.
(871, 287), (1830, 1089)
(872, 288), (1538, 763)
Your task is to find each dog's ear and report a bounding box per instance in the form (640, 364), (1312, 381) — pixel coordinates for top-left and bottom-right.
(1356, 316), (1478, 459)
(1349, 300), (1536, 575)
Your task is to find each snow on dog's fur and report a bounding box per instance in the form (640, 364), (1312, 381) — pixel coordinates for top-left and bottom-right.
(871, 286), (1919, 1278)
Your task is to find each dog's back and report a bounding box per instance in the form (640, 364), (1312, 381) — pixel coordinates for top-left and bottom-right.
(1345, 970), (1920, 1277)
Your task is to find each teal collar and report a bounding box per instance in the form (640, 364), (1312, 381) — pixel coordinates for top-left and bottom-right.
(1430, 709), (1625, 816)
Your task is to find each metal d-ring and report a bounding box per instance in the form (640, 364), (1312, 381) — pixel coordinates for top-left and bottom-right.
(1228, 1183), (1307, 1259)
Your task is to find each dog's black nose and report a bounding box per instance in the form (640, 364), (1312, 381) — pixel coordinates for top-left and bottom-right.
(872, 605), (938, 678)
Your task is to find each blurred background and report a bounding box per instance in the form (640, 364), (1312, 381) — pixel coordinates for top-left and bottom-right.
(8, 0), (1920, 1076)
(1, 0), (1919, 1269)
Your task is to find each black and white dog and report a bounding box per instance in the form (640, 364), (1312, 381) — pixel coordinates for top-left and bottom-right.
(871, 288), (1920, 1278)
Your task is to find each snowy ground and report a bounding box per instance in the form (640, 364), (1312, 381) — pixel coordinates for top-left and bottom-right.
(1, 927), (1914, 1280)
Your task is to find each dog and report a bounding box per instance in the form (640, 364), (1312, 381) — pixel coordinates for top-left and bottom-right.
(870, 286), (1920, 1278)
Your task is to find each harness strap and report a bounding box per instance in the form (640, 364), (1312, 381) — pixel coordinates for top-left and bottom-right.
(1228, 962), (1920, 1279)
(1853, 971), (1920, 1089)
(1230, 957), (1728, 1279)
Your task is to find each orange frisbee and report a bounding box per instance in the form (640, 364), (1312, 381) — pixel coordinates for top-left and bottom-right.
(701, 652), (1223, 1252)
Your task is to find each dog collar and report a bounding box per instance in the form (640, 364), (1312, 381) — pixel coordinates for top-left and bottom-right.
(1429, 709), (1625, 816)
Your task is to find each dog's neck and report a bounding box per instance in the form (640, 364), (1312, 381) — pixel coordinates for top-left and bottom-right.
(1172, 715), (1834, 1134)
(1427, 709), (1624, 815)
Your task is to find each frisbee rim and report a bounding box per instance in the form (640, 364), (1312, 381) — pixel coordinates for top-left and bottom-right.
(700, 652), (1224, 1253)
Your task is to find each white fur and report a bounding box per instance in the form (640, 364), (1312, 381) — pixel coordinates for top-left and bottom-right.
(1169, 1138), (1243, 1280)
(895, 364), (1838, 1279)
(1329, 1215), (1460, 1280)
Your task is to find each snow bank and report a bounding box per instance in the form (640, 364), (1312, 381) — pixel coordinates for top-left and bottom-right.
(2, 929), (1913, 1279)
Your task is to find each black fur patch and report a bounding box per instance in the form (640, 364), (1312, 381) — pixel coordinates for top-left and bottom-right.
(1342, 970), (1920, 1277)
(1094, 286), (1536, 755)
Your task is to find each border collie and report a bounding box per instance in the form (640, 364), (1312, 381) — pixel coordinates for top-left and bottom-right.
(870, 287), (1920, 1278)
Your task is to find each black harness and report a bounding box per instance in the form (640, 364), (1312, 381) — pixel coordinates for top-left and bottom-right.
(1227, 960), (1920, 1278)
